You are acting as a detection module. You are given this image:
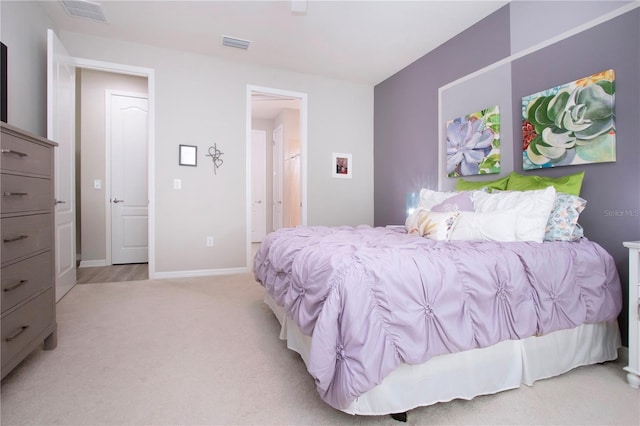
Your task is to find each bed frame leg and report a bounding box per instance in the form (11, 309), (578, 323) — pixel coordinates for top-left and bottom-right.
(390, 412), (407, 422)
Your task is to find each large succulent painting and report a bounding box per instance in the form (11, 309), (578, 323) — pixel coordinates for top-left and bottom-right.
(446, 105), (500, 177)
(522, 69), (615, 170)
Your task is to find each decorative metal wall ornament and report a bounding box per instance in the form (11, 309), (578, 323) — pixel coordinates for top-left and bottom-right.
(206, 143), (224, 174)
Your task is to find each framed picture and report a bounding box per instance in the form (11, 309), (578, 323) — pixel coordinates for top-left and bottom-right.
(522, 69), (615, 169)
(446, 105), (500, 177)
(332, 152), (352, 179)
(179, 144), (197, 166)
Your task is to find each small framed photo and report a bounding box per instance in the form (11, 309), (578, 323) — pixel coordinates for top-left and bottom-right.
(179, 144), (197, 166)
(332, 152), (352, 179)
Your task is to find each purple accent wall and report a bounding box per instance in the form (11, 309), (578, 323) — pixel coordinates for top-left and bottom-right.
(373, 5), (511, 226)
(374, 4), (639, 344)
(511, 9), (640, 339)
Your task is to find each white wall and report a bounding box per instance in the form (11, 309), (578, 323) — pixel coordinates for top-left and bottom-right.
(0, 0), (53, 134)
(58, 31), (374, 275)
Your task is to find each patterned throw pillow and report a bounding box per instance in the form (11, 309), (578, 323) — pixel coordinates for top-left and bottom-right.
(544, 193), (587, 241)
(405, 209), (460, 241)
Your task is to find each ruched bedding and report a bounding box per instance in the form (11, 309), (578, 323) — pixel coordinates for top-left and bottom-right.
(253, 225), (622, 410)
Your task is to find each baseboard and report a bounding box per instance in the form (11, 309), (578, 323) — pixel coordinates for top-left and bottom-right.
(152, 266), (250, 280)
(79, 259), (108, 268)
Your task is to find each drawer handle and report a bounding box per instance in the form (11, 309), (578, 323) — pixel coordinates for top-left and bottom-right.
(5, 325), (29, 342)
(3, 235), (28, 243)
(4, 280), (28, 292)
(1, 149), (28, 157)
(2, 192), (28, 197)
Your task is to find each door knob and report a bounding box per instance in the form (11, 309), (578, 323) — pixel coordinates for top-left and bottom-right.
(112, 198), (125, 203)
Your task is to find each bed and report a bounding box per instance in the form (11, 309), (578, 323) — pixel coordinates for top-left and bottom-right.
(253, 183), (623, 418)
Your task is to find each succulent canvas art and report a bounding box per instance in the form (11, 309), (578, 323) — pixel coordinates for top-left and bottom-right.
(446, 106), (500, 177)
(522, 69), (616, 170)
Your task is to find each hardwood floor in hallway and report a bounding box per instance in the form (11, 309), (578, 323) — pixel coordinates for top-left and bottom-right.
(76, 263), (148, 284)
(76, 244), (260, 285)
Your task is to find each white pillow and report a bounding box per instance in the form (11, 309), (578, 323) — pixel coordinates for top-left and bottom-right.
(451, 211), (518, 242)
(472, 187), (557, 243)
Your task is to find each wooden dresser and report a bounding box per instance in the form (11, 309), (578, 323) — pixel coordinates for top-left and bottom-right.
(1, 122), (57, 380)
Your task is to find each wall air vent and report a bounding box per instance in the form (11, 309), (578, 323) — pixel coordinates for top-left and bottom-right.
(60, 0), (107, 23)
(221, 35), (251, 50)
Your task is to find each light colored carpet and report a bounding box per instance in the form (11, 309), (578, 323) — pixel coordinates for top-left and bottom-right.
(1, 273), (638, 426)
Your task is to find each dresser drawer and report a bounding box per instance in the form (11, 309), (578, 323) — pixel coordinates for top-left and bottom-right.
(1, 288), (55, 368)
(1, 132), (52, 177)
(1, 214), (52, 266)
(1, 252), (53, 313)
(1, 174), (53, 214)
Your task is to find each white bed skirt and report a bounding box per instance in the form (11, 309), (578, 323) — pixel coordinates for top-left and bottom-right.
(264, 294), (621, 416)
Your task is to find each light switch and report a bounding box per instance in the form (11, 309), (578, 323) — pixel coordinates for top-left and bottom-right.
(174, 179), (182, 189)
(93, 179), (101, 189)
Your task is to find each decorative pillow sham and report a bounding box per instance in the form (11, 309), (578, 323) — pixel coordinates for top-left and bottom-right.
(405, 209), (459, 241)
(572, 223), (585, 240)
(505, 171), (584, 196)
(473, 186), (557, 243)
(544, 193), (587, 241)
(431, 192), (474, 213)
(455, 175), (510, 191)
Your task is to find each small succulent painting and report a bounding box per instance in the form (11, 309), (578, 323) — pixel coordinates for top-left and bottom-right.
(522, 69), (615, 170)
(446, 106), (500, 177)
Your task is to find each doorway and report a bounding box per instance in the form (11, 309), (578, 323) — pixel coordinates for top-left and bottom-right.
(247, 85), (308, 266)
(76, 70), (149, 275)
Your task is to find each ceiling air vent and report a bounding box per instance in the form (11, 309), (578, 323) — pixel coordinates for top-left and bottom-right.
(221, 35), (251, 50)
(60, 0), (107, 23)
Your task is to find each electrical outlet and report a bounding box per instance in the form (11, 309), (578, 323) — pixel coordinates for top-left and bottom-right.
(206, 236), (214, 247)
(174, 179), (182, 190)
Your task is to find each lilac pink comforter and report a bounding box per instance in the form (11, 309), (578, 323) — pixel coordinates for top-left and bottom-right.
(253, 225), (622, 410)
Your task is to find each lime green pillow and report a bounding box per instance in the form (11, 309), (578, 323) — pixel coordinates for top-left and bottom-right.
(505, 171), (584, 196)
(456, 175), (510, 191)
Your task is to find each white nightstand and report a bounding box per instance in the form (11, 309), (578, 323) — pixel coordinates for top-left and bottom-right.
(623, 241), (640, 388)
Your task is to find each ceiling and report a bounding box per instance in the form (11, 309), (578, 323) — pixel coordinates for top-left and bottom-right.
(39, 0), (509, 120)
(39, 0), (509, 86)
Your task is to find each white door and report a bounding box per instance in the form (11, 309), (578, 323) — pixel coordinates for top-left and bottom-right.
(251, 130), (267, 242)
(272, 125), (284, 230)
(47, 29), (76, 302)
(108, 92), (149, 264)
(284, 153), (301, 228)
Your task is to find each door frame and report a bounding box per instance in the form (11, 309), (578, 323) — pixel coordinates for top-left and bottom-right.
(246, 84), (308, 267)
(105, 89), (149, 266)
(71, 57), (156, 278)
